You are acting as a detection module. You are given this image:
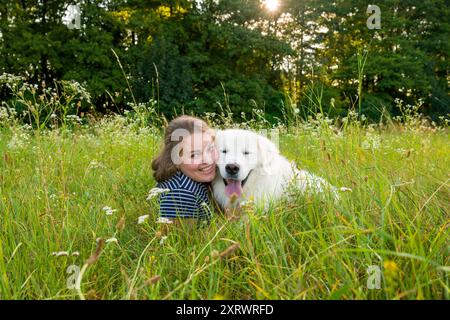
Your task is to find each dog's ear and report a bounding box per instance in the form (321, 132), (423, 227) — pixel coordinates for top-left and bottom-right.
(257, 135), (279, 175)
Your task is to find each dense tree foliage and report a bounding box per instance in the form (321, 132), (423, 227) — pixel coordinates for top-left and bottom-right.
(1, 0), (448, 121)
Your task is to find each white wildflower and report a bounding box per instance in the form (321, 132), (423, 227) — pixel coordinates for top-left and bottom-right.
(105, 237), (118, 244)
(88, 160), (105, 170)
(7, 131), (30, 150)
(21, 124), (32, 131)
(156, 217), (173, 224)
(147, 188), (170, 200)
(159, 236), (168, 246)
(339, 187), (353, 192)
(138, 214), (149, 224)
(66, 114), (83, 124)
(239, 199), (254, 206)
(102, 206), (117, 215)
(50, 251), (69, 257)
(60, 79), (91, 102)
(362, 133), (381, 150)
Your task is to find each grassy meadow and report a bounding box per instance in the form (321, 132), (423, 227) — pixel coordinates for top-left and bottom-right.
(0, 106), (449, 300)
(1, 0), (449, 302)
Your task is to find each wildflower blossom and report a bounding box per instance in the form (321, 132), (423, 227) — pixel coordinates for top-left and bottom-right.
(362, 133), (381, 150)
(6, 131), (30, 150)
(66, 114), (83, 124)
(50, 251), (69, 257)
(147, 188), (170, 200)
(60, 79), (91, 102)
(138, 214), (149, 224)
(384, 260), (399, 274)
(102, 206), (117, 215)
(105, 237), (118, 244)
(156, 217), (173, 224)
(240, 199), (254, 206)
(88, 160), (105, 170)
(159, 236), (168, 246)
(21, 124), (32, 131)
(51, 250), (80, 257)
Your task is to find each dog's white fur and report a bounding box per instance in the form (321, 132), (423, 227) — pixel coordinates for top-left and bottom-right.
(212, 129), (337, 209)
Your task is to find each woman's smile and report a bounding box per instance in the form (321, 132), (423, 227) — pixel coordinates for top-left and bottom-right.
(199, 164), (215, 174)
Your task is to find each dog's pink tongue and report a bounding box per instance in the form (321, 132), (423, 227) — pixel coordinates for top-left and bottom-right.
(225, 180), (243, 198)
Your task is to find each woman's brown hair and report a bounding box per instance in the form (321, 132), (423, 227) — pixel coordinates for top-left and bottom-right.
(152, 115), (212, 182)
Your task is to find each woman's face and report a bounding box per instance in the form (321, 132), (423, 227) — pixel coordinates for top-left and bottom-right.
(179, 130), (218, 183)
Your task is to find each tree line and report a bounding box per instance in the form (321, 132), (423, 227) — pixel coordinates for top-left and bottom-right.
(1, 0), (448, 121)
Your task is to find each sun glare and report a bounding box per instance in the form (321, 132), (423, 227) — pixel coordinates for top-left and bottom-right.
(263, 0), (280, 12)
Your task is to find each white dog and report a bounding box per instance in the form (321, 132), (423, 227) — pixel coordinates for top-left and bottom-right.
(212, 129), (338, 209)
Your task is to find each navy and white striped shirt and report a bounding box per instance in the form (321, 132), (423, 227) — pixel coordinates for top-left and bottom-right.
(156, 171), (211, 220)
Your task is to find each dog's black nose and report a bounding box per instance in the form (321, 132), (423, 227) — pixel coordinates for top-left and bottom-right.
(225, 163), (240, 175)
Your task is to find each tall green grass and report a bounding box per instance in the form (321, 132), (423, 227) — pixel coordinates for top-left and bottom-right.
(0, 71), (449, 299)
(0, 105), (448, 299)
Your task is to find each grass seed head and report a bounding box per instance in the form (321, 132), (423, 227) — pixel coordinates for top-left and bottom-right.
(116, 215), (125, 232)
(219, 242), (240, 259)
(86, 238), (105, 266)
(144, 275), (161, 285)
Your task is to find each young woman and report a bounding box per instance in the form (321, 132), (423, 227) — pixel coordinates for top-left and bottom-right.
(151, 116), (218, 224)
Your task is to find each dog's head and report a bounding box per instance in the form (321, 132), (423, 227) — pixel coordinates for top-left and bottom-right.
(215, 129), (279, 199)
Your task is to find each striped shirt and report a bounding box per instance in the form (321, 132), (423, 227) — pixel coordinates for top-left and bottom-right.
(156, 171), (211, 220)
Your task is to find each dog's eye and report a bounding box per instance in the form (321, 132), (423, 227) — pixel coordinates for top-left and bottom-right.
(221, 150), (227, 154)
(243, 151), (250, 155)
